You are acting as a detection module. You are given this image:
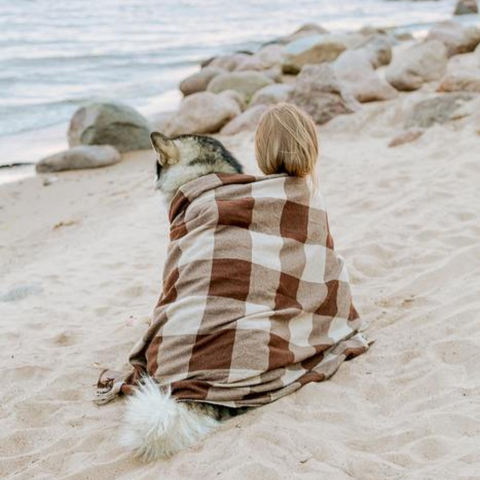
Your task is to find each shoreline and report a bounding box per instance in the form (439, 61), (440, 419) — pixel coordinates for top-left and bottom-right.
(2, 12), (478, 186)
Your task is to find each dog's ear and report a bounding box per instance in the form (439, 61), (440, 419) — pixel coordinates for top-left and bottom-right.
(150, 132), (179, 166)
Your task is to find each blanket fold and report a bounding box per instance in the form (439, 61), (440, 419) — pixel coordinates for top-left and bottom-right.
(97, 173), (368, 408)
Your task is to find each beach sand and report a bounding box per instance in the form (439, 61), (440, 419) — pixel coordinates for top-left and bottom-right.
(2, 70), (480, 479)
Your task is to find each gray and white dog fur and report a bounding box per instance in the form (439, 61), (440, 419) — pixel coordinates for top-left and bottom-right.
(120, 132), (244, 461)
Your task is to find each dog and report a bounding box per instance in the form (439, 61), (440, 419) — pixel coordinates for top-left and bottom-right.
(151, 132), (243, 201)
(120, 132), (245, 461)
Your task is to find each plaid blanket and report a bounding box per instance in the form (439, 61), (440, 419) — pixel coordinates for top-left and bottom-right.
(96, 173), (368, 407)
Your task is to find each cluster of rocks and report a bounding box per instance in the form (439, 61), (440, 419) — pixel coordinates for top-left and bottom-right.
(37, 16), (480, 172)
(164, 18), (479, 147)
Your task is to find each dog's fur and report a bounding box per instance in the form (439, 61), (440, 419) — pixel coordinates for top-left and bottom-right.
(152, 132), (243, 202)
(120, 132), (244, 461)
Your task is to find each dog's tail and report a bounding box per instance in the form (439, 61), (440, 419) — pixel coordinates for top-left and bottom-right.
(120, 377), (219, 460)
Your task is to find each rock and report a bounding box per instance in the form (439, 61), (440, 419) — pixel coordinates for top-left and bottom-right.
(358, 26), (389, 36)
(250, 84), (293, 107)
(165, 91), (241, 136)
(388, 129), (424, 147)
(454, 0), (478, 15)
(263, 65), (283, 82)
(386, 40), (448, 91)
(254, 44), (285, 69)
(357, 34), (393, 68)
(275, 23), (329, 45)
(426, 21), (480, 57)
(281, 34), (363, 74)
(438, 71), (480, 92)
(404, 93), (474, 128)
(36, 145), (121, 173)
(208, 53), (251, 71)
(334, 50), (398, 103)
(477, 44), (480, 66)
(234, 56), (265, 72)
(207, 71), (273, 101)
(220, 105), (268, 135)
(180, 67), (224, 96)
(68, 102), (151, 153)
(221, 89), (247, 111)
(393, 32), (415, 42)
(288, 64), (359, 124)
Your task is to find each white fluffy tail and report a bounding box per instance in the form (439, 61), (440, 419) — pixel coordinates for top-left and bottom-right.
(120, 377), (219, 460)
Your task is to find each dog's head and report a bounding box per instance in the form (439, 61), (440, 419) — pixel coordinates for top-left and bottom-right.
(151, 132), (243, 201)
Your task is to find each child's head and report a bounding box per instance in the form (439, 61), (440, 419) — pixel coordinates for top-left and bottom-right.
(255, 103), (319, 185)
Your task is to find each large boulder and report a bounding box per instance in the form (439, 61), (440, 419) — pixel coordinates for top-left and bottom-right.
(180, 67), (224, 96)
(68, 102), (151, 153)
(281, 34), (363, 74)
(165, 91), (241, 136)
(36, 145), (121, 173)
(438, 71), (480, 92)
(386, 40), (448, 91)
(250, 84), (293, 107)
(207, 71), (273, 101)
(454, 0), (478, 15)
(220, 105), (268, 135)
(334, 50), (398, 102)
(425, 21), (480, 57)
(404, 93), (474, 128)
(288, 64), (359, 124)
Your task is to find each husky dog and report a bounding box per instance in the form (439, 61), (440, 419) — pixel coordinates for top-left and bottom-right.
(120, 132), (244, 461)
(151, 132), (243, 201)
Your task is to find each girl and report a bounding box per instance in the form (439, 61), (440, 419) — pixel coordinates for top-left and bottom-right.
(97, 103), (368, 460)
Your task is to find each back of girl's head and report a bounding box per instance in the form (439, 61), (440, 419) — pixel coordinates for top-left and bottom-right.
(255, 103), (319, 186)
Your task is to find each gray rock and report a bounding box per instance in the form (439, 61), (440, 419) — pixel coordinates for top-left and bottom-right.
(388, 128), (424, 147)
(207, 71), (273, 101)
(334, 50), (398, 103)
(386, 40), (448, 91)
(405, 93), (474, 128)
(438, 71), (480, 93)
(426, 20), (480, 57)
(180, 67), (224, 96)
(165, 91), (241, 136)
(454, 0), (478, 15)
(68, 102), (151, 153)
(250, 84), (293, 107)
(281, 34), (363, 74)
(36, 145), (121, 173)
(288, 64), (359, 124)
(220, 105), (268, 135)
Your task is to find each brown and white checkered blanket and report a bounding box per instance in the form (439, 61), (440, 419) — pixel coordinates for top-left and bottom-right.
(96, 173), (368, 408)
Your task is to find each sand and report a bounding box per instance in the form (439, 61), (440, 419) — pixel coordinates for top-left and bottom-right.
(1, 80), (480, 479)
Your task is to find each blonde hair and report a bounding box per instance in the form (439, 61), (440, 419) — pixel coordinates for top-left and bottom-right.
(255, 103), (319, 187)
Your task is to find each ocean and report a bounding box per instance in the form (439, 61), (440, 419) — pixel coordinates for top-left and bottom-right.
(0, 0), (473, 174)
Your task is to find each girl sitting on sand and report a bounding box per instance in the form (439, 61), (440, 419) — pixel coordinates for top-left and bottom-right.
(97, 103), (368, 460)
